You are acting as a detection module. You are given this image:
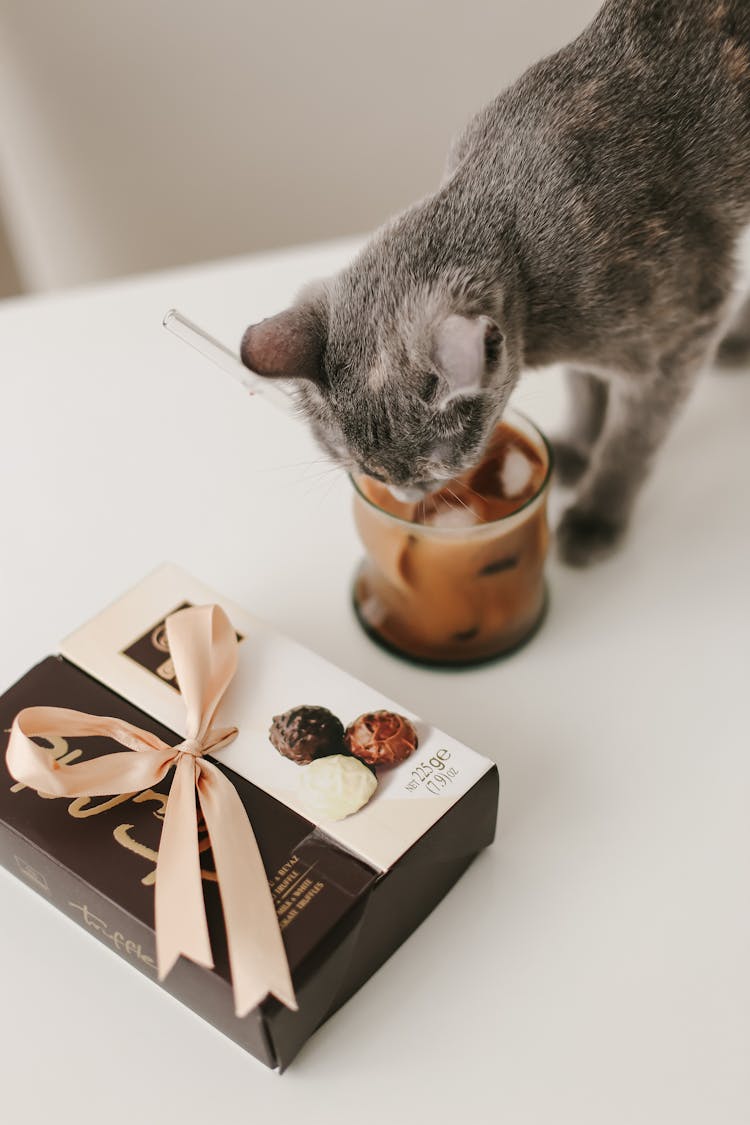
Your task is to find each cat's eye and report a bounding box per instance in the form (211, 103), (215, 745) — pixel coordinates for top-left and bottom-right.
(420, 372), (440, 402)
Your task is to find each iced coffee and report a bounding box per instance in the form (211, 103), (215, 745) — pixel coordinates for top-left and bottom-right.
(351, 410), (552, 665)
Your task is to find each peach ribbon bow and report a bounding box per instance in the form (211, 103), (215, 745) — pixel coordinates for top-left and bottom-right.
(5, 604), (297, 1017)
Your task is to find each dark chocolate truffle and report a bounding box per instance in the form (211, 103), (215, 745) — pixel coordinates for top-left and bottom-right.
(269, 705), (346, 765)
(345, 710), (418, 768)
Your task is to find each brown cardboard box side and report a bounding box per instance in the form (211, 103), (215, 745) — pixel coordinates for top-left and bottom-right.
(0, 654), (499, 1070)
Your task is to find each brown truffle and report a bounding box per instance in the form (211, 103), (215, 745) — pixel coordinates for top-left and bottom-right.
(269, 705), (346, 765)
(345, 710), (418, 768)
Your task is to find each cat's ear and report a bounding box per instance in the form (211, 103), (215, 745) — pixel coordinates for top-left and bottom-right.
(240, 303), (327, 385)
(433, 314), (503, 406)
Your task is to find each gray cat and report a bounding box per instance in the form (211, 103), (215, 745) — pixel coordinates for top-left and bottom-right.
(241, 0), (750, 566)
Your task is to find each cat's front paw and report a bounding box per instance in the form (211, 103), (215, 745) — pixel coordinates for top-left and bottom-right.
(556, 506), (625, 567)
(550, 439), (590, 487)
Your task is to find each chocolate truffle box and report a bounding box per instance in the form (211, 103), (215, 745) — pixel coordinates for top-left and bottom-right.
(0, 566), (499, 1070)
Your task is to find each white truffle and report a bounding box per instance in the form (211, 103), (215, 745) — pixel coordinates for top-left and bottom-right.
(299, 754), (378, 821)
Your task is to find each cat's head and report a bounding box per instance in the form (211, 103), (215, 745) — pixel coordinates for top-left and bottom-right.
(240, 268), (518, 499)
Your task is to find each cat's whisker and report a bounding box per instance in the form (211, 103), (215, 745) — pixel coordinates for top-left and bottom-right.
(446, 487), (472, 514)
(301, 479), (340, 504)
(457, 481), (487, 506)
(302, 466), (343, 486)
(257, 456), (338, 475)
(315, 468), (346, 508)
(298, 465), (345, 496)
(417, 499), (427, 522)
(442, 486), (469, 515)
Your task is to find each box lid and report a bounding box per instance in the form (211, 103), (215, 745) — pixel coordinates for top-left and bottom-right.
(61, 565), (494, 872)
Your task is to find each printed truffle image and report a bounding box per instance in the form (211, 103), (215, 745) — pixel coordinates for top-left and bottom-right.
(269, 705), (346, 765)
(299, 754), (378, 821)
(345, 710), (418, 767)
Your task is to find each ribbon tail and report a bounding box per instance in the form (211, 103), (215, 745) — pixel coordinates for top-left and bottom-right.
(197, 761), (297, 1016)
(155, 754), (214, 981)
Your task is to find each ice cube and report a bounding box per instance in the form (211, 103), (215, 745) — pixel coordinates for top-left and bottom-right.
(359, 595), (386, 627)
(425, 504), (480, 530)
(500, 447), (534, 498)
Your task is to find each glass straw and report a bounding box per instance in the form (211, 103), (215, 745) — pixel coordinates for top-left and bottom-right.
(162, 309), (294, 413)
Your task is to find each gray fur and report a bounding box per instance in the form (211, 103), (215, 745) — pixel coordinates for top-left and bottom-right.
(242, 0), (750, 564)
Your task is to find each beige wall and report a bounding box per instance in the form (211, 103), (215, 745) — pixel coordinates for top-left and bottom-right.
(0, 0), (600, 293)
(0, 204), (22, 298)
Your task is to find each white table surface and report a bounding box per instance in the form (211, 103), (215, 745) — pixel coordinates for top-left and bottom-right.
(1, 238), (748, 1125)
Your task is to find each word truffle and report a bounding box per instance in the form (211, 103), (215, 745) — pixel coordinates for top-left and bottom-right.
(345, 710), (418, 767)
(299, 755), (378, 821)
(269, 705), (345, 765)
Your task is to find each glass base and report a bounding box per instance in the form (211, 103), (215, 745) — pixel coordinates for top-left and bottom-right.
(351, 566), (550, 671)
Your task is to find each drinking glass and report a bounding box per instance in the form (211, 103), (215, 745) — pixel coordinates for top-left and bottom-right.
(351, 410), (552, 666)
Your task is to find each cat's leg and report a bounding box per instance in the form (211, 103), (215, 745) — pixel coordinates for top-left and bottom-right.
(551, 369), (609, 487)
(717, 292), (750, 367)
(556, 358), (701, 567)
